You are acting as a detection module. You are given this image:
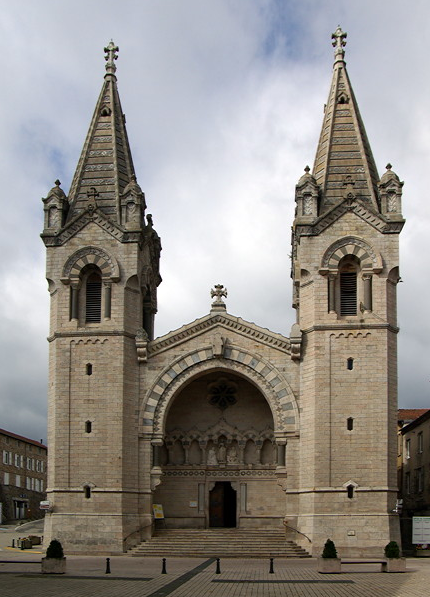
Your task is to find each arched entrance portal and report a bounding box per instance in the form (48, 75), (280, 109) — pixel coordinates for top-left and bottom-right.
(152, 369), (286, 529)
(209, 482), (237, 527)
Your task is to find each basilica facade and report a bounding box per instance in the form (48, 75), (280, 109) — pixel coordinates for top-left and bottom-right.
(41, 29), (404, 556)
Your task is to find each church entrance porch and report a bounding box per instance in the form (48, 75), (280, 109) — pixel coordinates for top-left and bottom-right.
(209, 481), (237, 527)
(151, 369), (288, 530)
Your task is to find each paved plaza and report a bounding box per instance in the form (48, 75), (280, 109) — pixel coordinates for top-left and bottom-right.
(2, 524), (430, 597)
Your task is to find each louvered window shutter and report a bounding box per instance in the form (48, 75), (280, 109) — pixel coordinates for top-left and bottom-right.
(340, 272), (357, 315)
(86, 273), (102, 323)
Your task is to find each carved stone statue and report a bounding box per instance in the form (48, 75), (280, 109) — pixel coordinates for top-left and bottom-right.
(207, 446), (217, 465)
(218, 442), (226, 463)
(227, 445), (238, 464)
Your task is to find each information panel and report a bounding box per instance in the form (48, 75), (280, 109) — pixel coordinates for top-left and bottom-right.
(153, 504), (164, 519)
(412, 517), (430, 544)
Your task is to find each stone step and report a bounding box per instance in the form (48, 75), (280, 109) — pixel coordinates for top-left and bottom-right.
(128, 529), (310, 558)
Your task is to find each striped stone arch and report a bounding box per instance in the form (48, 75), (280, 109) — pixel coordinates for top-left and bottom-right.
(320, 236), (382, 273)
(61, 246), (120, 283)
(139, 345), (299, 438)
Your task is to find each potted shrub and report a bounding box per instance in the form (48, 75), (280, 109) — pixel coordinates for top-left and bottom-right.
(317, 538), (341, 573)
(384, 540), (406, 572)
(41, 539), (66, 574)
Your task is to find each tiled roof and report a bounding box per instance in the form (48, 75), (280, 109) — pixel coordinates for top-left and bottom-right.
(0, 428), (47, 449)
(398, 408), (429, 423)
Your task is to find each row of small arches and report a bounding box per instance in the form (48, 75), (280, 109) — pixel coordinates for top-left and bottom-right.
(160, 438), (276, 466)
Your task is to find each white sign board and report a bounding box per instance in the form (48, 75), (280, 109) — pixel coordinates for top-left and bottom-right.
(153, 504), (164, 519)
(412, 517), (430, 544)
(40, 500), (51, 510)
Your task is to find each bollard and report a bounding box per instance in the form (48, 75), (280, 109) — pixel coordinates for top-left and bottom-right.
(12, 539), (15, 548)
(105, 557), (111, 574)
(269, 557), (274, 574)
(21, 539), (24, 551)
(215, 558), (221, 574)
(161, 557), (167, 574)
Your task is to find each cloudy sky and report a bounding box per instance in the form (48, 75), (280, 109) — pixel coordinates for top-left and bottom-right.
(1, 0), (429, 443)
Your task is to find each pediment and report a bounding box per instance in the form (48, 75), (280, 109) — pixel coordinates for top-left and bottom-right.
(296, 197), (403, 236)
(42, 208), (141, 246)
(150, 311), (291, 357)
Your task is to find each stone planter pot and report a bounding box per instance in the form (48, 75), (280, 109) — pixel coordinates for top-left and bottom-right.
(41, 557), (67, 574)
(385, 558), (406, 573)
(317, 557), (341, 573)
(415, 549), (430, 557)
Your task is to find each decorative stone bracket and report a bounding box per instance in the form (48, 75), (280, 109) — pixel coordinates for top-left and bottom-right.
(290, 323), (302, 361)
(136, 327), (149, 363)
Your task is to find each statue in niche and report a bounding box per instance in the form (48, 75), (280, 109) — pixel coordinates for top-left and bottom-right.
(207, 446), (218, 465)
(227, 445), (238, 464)
(218, 441), (226, 463)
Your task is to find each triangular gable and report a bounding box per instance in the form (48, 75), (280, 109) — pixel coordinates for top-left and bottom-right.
(150, 311), (292, 357)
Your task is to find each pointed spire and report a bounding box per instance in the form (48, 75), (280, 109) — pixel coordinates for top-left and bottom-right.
(66, 42), (143, 227)
(312, 27), (380, 213)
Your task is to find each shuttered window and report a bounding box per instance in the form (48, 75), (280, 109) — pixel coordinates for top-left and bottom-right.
(86, 273), (102, 323)
(340, 272), (357, 315)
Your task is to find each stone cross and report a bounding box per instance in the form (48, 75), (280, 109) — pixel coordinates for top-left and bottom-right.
(332, 26), (347, 62)
(211, 284), (227, 303)
(104, 40), (119, 74)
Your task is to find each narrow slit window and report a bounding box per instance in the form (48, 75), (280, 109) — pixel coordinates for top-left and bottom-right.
(84, 486), (91, 499)
(347, 485), (354, 499)
(347, 417), (354, 431)
(347, 358), (354, 370)
(86, 363), (93, 376)
(85, 421), (92, 434)
(86, 272), (102, 323)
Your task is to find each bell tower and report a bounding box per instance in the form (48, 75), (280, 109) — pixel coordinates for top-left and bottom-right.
(292, 28), (404, 556)
(41, 42), (161, 552)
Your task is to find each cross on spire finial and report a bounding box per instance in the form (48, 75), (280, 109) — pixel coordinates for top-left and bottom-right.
(104, 40), (119, 75)
(331, 26), (347, 64)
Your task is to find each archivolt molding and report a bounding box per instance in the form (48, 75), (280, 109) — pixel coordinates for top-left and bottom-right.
(320, 236), (382, 274)
(140, 346), (299, 438)
(61, 246), (120, 283)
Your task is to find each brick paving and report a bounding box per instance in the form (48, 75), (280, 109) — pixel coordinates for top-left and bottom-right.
(1, 551), (430, 597)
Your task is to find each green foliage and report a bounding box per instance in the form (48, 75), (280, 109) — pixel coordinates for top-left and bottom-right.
(46, 539), (64, 559)
(384, 541), (400, 558)
(321, 538), (338, 559)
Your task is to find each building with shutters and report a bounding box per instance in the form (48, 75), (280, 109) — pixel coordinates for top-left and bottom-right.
(0, 428), (47, 522)
(41, 29), (404, 556)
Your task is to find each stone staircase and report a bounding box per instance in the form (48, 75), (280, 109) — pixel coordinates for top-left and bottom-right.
(129, 528), (310, 558)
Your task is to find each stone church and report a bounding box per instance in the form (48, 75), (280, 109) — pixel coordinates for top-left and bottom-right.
(41, 28), (404, 556)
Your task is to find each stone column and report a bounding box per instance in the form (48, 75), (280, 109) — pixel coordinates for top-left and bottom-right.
(362, 274), (372, 311)
(276, 440), (287, 467)
(104, 282), (112, 319)
(152, 444), (160, 467)
(328, 274), (336, 313)
(70, 285), (79, 320)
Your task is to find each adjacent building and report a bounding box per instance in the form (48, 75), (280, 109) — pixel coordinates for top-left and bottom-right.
(0, 428), (47, 522)
(398, 409), (430, 550)
(41, 29), (404, 556)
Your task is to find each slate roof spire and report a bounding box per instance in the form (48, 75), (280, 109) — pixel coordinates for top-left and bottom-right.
(66, 41), (142, 224)
(312, 26), (381, 213)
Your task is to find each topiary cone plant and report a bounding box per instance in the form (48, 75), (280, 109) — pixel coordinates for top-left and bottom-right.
(384, 541), (400, 559)
(46, 539), (64, 559)
(42, 539), (66, 574)
(322, 538), (338, 559)
(318, 538), (341, 573)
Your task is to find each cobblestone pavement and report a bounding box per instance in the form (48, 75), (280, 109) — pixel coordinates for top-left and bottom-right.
(1, 551), (430, 597)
